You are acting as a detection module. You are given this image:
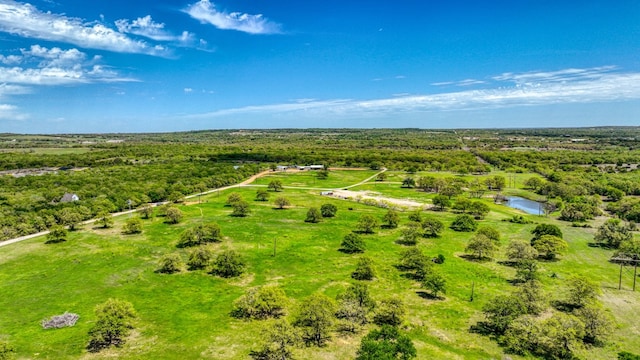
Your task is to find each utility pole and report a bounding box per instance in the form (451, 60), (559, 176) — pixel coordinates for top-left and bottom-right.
(273, 238), (277, 257)
(470, 281), (475, 302)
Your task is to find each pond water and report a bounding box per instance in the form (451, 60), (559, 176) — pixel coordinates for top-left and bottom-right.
(506, 196), (544, 215)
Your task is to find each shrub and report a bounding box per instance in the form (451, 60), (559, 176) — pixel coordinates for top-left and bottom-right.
(211, 250), (245, 278)
(187, 246), (214, 270)
(157, 253), (183, 274)
(165, 207), (183, 224)
(373, 298), (405, 326)
(232, 286), (288, 320)
(450, 214), (477, 232)
(340, 233), (365, 253)
(320, 203), (338, 218)
(352, 257), (375, 280)
(46, 225), (67, 243)
(305, 207), (322, 223)
(122, 217), (143, 234)
(87, 298), (137, 352)
(356, 214), (379, 234)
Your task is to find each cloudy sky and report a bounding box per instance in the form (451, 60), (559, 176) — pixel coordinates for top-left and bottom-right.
(0, 0), (638, 133)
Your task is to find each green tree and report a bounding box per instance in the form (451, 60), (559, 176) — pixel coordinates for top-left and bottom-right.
(481, 295), (527, 335)
(256, 189), (270, 202)
(515, 279), (545, 315)
(536, 313), (585, 360)
(165, 206), (183, 224)
(57, 208), (83, 230)
(320, 203), (338, 218)
(449, 214), (477, 232)
(397, 247), (431, 280)
(524, 176), (543, 191)
(422, 270), (446, 298)
(210, 250), (245, 278)
(305, 207), (322, 223)
(401, 177), (415, 188)
(87, 298), (137, 352)
(337, 283), (375, 311)
(616, 237), (640, 260)
(574, 304), (614, 345)
(355, 325), (417, 360)
(292, 293), (337, 347)
(122, 217), (143, 234)
(268, 180), (284, 192)
(157, 253), (183, 274)
(506, 240), (538, 264)
(352, 257), (375, 280)
(373, 297), (405, 326)
(233, 286), (288, 320)
(407, 210), (422, 222)
(250, 319), (300, 360)
(432, 194), (450, 211)
(421, 217), (444, 238)
(96, 211), (113, 229)
(399, 221), (422, 245)
(565, 275), (600, 309)
(226, 192), (243, 206)
(382, 209), (400, 228)
(187, 246), (214, 270)
(178, 223), (222, 247)
(46, 225), (67, 243)
(356, 214), (379, 234)
(531, 223), (563, 240)
(465, 234), (497, 260)
(274, 196), (291, 210)
(468, 201), (490, 219)
(476, 225), (500, 244)
(138, 204), (154, 219)
(0, 341), (15, 360)
(531, 234), (567, 260)
(231, 200), (251, 217)
(340, 232), (365, 253)
(594, 218), (632, 248)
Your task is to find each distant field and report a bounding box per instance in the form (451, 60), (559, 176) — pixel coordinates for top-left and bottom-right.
(0, 147), (92, 154)
(0, 169), (638, 359)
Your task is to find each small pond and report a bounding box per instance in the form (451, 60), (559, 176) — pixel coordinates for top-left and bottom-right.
(505, 196), (544, 215)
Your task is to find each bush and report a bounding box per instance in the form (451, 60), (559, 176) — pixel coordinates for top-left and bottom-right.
(356, 214), (379, 234)
(157, 253), (183, 274)
(165, 207), (183, 224)
(352, 257), (375, 280)
(178, 223), (222, 247)
(211, 250), (245, 278)
(0, 341), (15, 360)
(320, 203), (338, 218)
(373, 298), (405, 326)
(46, 225), (67, 243)
(232, 286), (288, 320)
(305, 207), (322, 223)
(450, 214), (477, 232)
(355, 325), (416, 360)
(87, 298), (137, 352)
(274, 197), (291, 209)
(122, 217), (143, 234)
(422, 217), (444, 238)
(231, 200), (251, 217)
(340, 233), (365, 253)
(187, 246), (214, 270)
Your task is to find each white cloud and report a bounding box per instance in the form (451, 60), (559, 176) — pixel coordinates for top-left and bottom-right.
(0, 103), (27, 120)
(0, 0), (166, 56)
(185, 0), (281, 35)
(184, 87), (193, 93)
(115, 15), (195, 43)
(186, 67), (640, 120)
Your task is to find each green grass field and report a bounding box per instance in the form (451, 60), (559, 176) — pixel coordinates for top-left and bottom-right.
(0, 170), (638, 359)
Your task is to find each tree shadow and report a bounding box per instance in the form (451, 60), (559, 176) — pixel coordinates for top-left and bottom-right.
(394, 239), (417, 246)
(45, 239), (66, 244)
(416, 291), (443, 301)
(469, 322), (497, 337)
(551, 300), (578, 313)
(381, 224), (398, 230)
(459, 254), (492, 263)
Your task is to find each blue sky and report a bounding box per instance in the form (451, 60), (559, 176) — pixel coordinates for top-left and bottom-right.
(0, 0), (638, 133)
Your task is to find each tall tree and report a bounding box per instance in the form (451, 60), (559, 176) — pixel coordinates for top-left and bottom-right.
(292, 293), (337, 347)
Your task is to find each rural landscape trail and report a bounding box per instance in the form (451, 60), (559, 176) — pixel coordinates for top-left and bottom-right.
(0, 168), (386, 249)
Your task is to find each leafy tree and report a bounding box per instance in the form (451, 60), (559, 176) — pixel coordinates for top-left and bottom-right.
(452, 196), (471, 213)
(187, 246), (214, 270)
(565, 275), (600, 309)
(506, 240), (538, 263)
(157, 253), (183, 274)
(468, 201), (490, 219)
(356, 214), (379, 234)
(96, 211), (113, 229)
(574, 304), (614, 345)
(373, 297), (405, 326)
(382, 209), (400, 228)
(421, 217), (444, 238)
(87, 298), (137, 352)
(292, 293), (337, 347)
(335, 297), (368, 333)
(210, 250), (245, 278)
(531, 235), (567, 260)
(122, 217), (143, 234)
(57, 208), (83, 230)
(515, 279), (545, 315)
(465, 234), (497, 260)
(274, 196), (291, 210)
(514, 259), (540, 283)
(615, 237), (640, 260)
(337, 283), (375, 311)
(178, 223), (222, 247)
(619, 352), (640, 360)
(476, 226), (500, 244)
(524, 176), (543, 191)
(352, 257), (375, 281)
(268, 180), (283, 192)
(226, 192), (243, 206)
(432, 194), (450, 211)
(316, 169), (329, 179)
(355, 325), (417, 360)
(485, 175), (506, 191)
(481, 295), (527, 335)
(407, 210), (422, 222)
(305, 207), (322, 223)
(231, 200), (251, 217)
(0, 341), (15, 360)
(375, 172), (387, 182)
(256, 189), (270, 202)
(165, 206), (183, 224)
(399, 221), (421, 245)
(340, 232), (365, 253)
(531, 223), (563, 240)
(320, 203), (337, 218)
(397, 248), (431, 280)
(46, 225), (67, 243)
(594, 218), (632, 248)
(422, 270), (446, 298)
(233, 286), (288, 320)
(535, 313), (585, 360)
(250, 319), (300, 360)
(138, 204), (154, 219)
(401, 177), (415, 188)
(449, 214), (477, 232)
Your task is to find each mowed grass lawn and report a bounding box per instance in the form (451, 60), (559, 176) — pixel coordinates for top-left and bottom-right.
(0, 171), (638, 359)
